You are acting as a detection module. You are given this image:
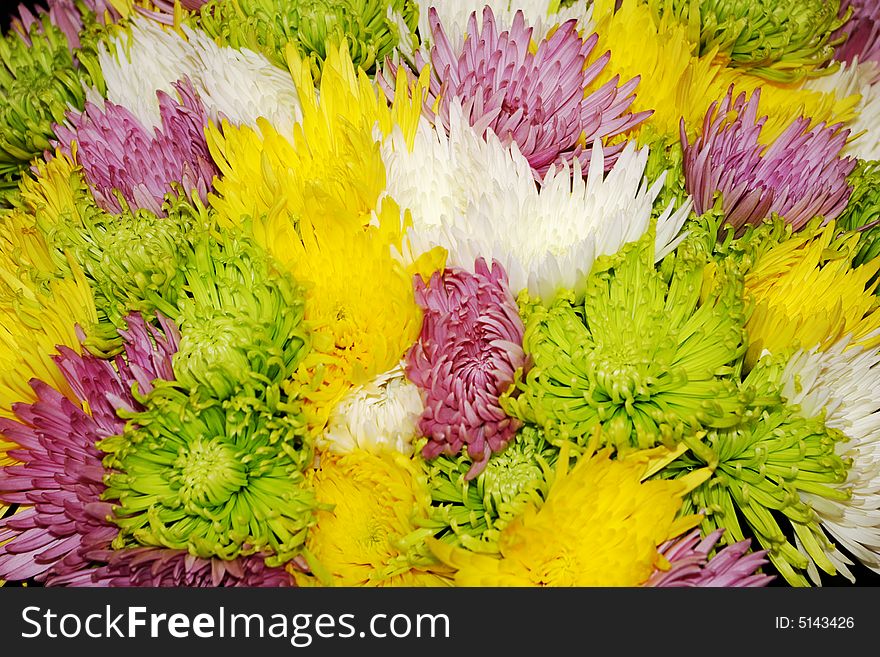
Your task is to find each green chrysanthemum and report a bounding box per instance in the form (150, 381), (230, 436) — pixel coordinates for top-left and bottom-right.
(662, 354), (851, 587)
(647, 0), (848, 82)
(0, 16), (104, 204)
(100, 386), (319, 565)
(161, 231), (311, 402)
(836, 160), (880, 277)
(502, 230), (750, 451)
(423, 427), (559, 548)
(196, 0), (418, 78)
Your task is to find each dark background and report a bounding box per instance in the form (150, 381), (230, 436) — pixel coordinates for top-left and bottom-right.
(1, 0), (879, 588)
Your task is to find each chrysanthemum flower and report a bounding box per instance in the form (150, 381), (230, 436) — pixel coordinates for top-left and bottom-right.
(743, 221), (880, 367)
(423, 425), (559, 547)
(100, 384), (319, 565)
(646, 529), (774, 587)
(0, 313), (178, 584)
(322, 361), (423, 456)
(293, 449), (451, 586)
(836, 160), (880, 271)
(384, 103), (691, 300)
(196, 0), (418, 76)
(834, 0), (880, 67)
(60, 548), (293, 587)
(98, 18), (302, 135)
(0, 14), (103, 202)
(163, 234), (310, 402)
(54, 78), (217, 216)
(804, 58), (880, 161)
(428, 441), (710, 586)
(775, 339), (880, 581)
(682, 87), (856, 234)
(502, 232), (750, 451)
(647, 0), (847, 83)
(665, 359), (851, 587)
(207, 41), (427, 241)
(406, 259), (526, 478)
(285, 216), (435, 431)
(383, 6), (648, 178)
(415, 0), (593, 48)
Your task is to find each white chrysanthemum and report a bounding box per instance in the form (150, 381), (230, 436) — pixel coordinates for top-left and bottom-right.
(321, 363), (424, 456)
(804, 58), (880, 161)
(382, 103), (691, 300)
(780, 338), (880, 583)
(98, 18), (301, 134)
(416, 0), (594, 49)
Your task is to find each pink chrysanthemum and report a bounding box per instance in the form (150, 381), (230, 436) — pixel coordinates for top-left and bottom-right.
(134, 0), (211, 24)
(406, 258), (526, 479)
(0, 314), (179, 584)
(381, 7), (649, 179)
(56, 548), (293, 587)
(681, 87), (855, 234)
(54, 78), (217, 217)
(647, 529), (775, 588)
(834, 1), (880, 69)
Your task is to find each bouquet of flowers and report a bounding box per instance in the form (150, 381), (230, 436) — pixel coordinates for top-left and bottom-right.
(1, 0), (879, 589)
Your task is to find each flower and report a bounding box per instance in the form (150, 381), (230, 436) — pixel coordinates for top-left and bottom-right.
(383, 103), (692, 300)
(664, 358), (851, 587)
(682, 87), (856, 234)
(423, 425), (559, 546)
(383, 6), (649, 179)
(647, 0), (847, 83)
(54, 78), (217, 216)
(293, 449), (451, 586)
(0, 13), (103, 202)
(428, 441), (710, 586)
(833, 0), (880, 67)
(406, 259), (526, 478)
(98, 18), (302, 135)
(207, 40), (427, 241)
(99, 385), (319, 565)
(196, 0), (418, 76)
(167, 233), (311, 402)
(775, 339), (880, 581)
(743, 221), (880, 368)
(502, 232), (750, 451)
(646, 529), (774, 587)
(58, 549), (293, 587)
(0, 313), (178, 584)
(322, 361), (423, 455)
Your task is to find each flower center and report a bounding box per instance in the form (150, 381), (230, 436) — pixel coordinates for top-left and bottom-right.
(173, 437), (248, 508)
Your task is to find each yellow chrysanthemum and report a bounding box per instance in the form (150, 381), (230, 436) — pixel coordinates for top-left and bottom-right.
(283, 210), (442, 430)
(206, 40), (428, 237)
(428, 440), (710, 586)
(590, 0), (731, 143)
(744, 221), (880, 368)
(591, 0), (859, 145)
(293, 449), (452, 587)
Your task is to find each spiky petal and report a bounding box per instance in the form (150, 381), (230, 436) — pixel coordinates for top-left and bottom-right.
(407, 259), (526, 479)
